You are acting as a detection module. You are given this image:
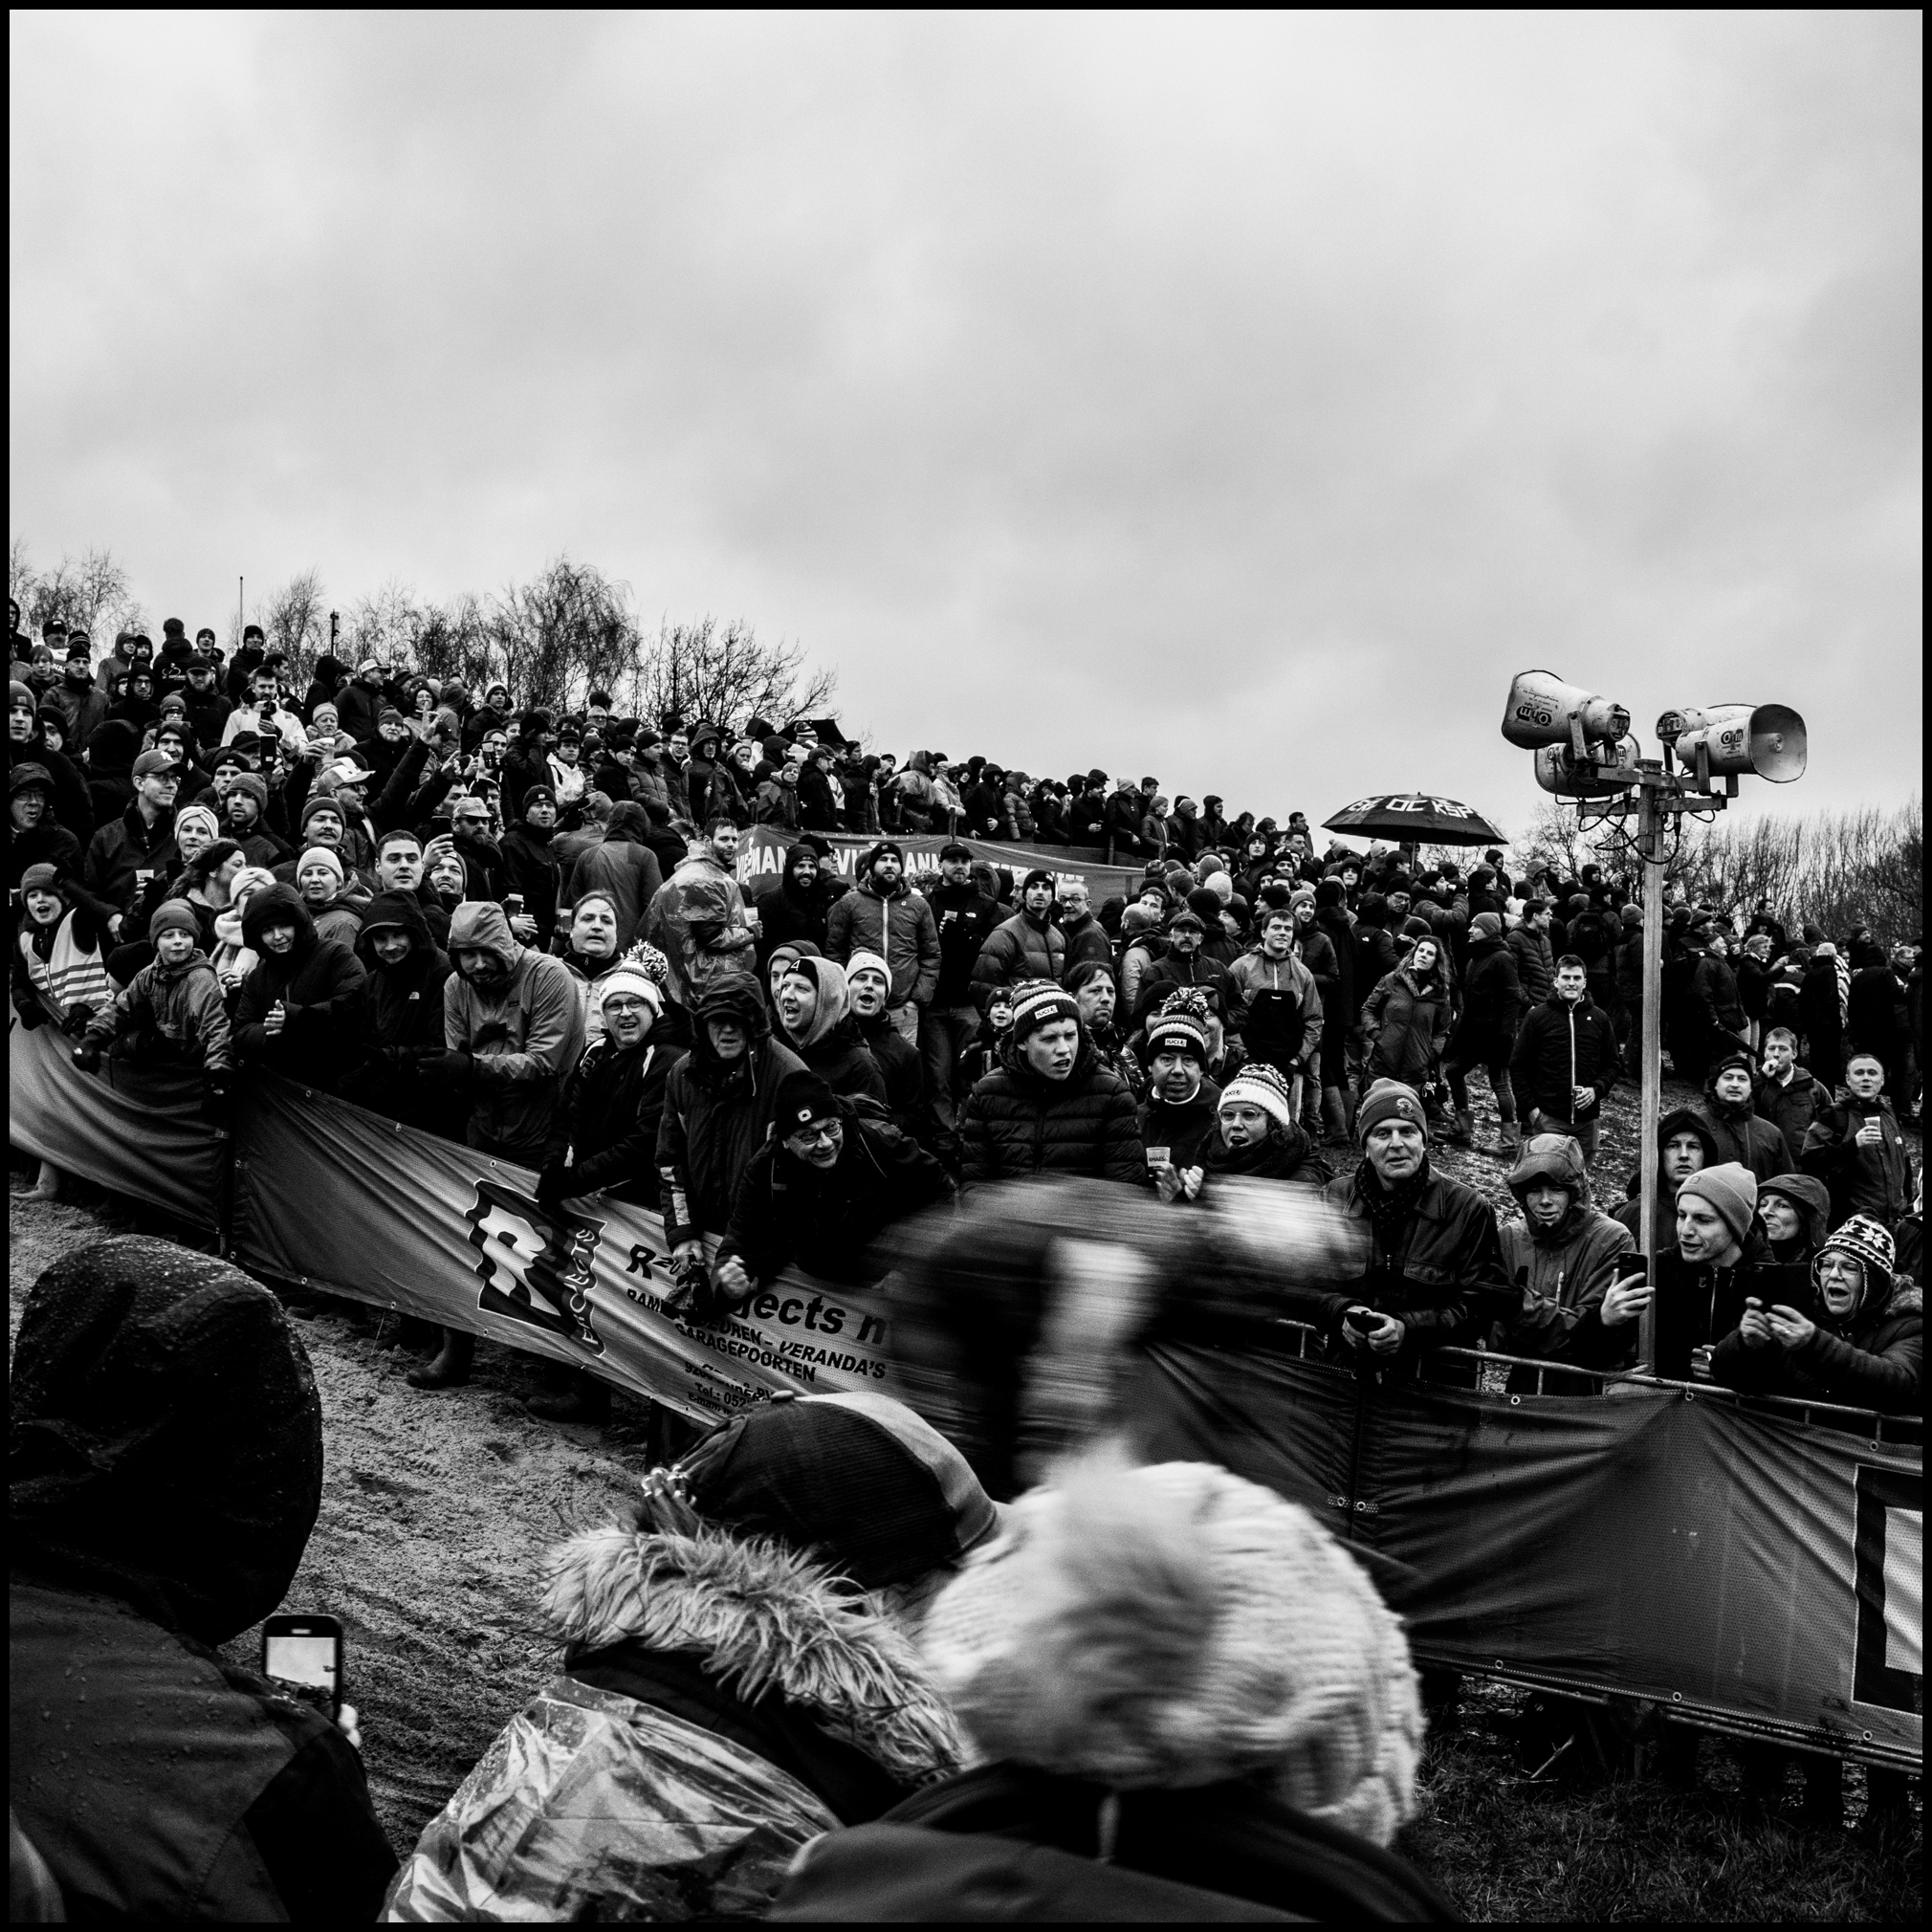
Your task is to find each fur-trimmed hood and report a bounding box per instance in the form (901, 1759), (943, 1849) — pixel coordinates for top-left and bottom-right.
(539, 1523), (963, 1789)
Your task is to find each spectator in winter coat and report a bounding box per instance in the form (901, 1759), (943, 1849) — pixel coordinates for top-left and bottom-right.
(1714, 1215), (1921, 1413)
(12, 861), (112, 1044)
(1848, 942), (1913, 1099)
(713, 1067), (953, 1297)
(498, 783), (565, 948)
(1802, 1051), (1916, 1232)
(83, 749), (181, 941)
(845, 949), (924, 1137)
(1509, 956), (1619, 1163)
(657, 971), (808, 1285)
(565, 801), (666, 953)
(1677, 928), (1749, 1084)
(9, 764), (85, 909)
(338, 890), (466, 1140)
(384, 1395), (973, 1921)
(774, 952), (889, 1106)
(1493, 1133), (1636, 1376)
(1442, 911), (1522, 1154)
(220, 769), (292, 870)
(1611, 1105), (1721, 1258)
(959, 980), (1144, 1190)
(1056, 876), (1113, 977)
(232, 884), (366, 1091)
(1358, 939), (1451, 1108)
(1115, 905), (1164, 1017)
(971, 867), (1066, 992)
(643, 815), (755, 1010)
(683, 720), (748, 827)
(75, 899), (235, 1110)
(1507, 899), (1556, 1008)
(49, 641), (110, 750)
(442, 793), (511, 904)
(1138, 996), (1223, 1197)
(1797, 942), (1849, 1089)
(754, 835), (841, 962)
(823, 840), (940, 1043)
(1696, 1049), (1789, 1185)
(1734, 933), (1773, 1049)
(1177, 1061), (1332, 1197)
(1067, 958), (1145, 1100)
(1756, 1172), (1832, 1268)
(916, 842), (1000, 1157)
(1223, 907), (1321, 1087)
(11, 1240), (398, 1921)
(1135, 906), (1243, 1042)
(1286, 1080), (1510, 1358)
(292, 845), (363, 949)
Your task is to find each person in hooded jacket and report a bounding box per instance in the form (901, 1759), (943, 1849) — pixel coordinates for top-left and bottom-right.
(683, 719), (747, 828)
(970, 867), (1066, 991)
(1356, 935), (1450, 1109)
(1714, 1214), (1921, 1413)
(1492, 1134), (1636, 1382)
(1611, 1106), (1722, 1259)
(1802, 1049), (1915, 1232)
(774, 952), (889, 1106)
(824, 840), (941, 1045)
(337, 890), (467, 1140)
(498, 781), (564, 949)
(384, 1394), (977, 1922)
(712, 1068), (954, 1298)
(959, 981), (1144, 1190)
(231, 882), (367, 1090)
(1695, 1049), (1789, 1185)
(768, 1459), (1452, 1924)
(657, 972), (809, 1292)
(11, 1239), (397, 1920)
(1441, 910), (1523, 1155)
(755, 834), (842, 961)
(644, 814), (757, 1011)
(1756, 1172), (1832, 1268)
(10, 681), (95, 845)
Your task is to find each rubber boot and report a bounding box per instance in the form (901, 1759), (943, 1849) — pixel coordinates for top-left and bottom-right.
(1495, 1116), (1523, 1161)
(406, 1328), (474, 1390)
(524, 1370), (611, 1425)
(1448, 1107), (1476, 1149)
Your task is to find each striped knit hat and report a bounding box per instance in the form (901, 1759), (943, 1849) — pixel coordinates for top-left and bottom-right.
(1145, 991), (1210, 1061)
(1010, 979), (1078, 1042)
(1220, 1063), (1295, 1131)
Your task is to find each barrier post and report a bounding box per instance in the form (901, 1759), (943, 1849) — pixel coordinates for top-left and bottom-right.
(1636, 767), (1665, 1373)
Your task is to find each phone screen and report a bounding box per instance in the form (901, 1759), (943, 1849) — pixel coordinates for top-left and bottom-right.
(264, 1631), (340, 1714)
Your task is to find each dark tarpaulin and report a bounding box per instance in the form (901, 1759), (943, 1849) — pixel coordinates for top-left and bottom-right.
(1127, 1340), (1921, 1767)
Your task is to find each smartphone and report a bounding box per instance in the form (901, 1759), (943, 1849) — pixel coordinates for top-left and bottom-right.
(262, 1614), (344, 1720)
(1345, 1307), (1379, 1334)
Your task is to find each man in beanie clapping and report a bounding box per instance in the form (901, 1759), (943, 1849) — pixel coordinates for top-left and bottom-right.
(1284, 1079), (1509, 1358)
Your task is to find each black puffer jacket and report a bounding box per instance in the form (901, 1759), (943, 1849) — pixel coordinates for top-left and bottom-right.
(1285, 1161), (1511, 1353)
(232, 884), (368, 1088)
(1449, 931), (1522, 1047)
(959, 1034), (1144, 1188)
(1509, 991), (1619, 1119)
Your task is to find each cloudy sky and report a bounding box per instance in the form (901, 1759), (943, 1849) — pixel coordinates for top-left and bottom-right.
(10, 11), (1921, 833)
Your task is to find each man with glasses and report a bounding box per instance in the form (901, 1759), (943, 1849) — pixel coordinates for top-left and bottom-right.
(83, 749), (182, 943)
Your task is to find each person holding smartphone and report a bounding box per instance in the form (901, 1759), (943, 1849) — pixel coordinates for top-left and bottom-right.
(11, 1238), (396, 1918)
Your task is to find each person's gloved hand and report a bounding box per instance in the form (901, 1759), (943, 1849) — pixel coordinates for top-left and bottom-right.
(536, 1157), (572, 1209)
(61, 1002), (95, 1037)
(15, 999), (47, 1032)
(72, 1039), (101, 1073)
(426, 1049), (475, 1092)
(201, 1072), (232, 1125)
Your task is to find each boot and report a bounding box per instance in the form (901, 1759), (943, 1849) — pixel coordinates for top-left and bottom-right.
(1495, 1117), (1523, 1160)
(1448, 1107), (1476, 1148)
(406, 1328), (474, 1390)
(1321, 1087), (1351, 1147)
(524, 1371), (610, 1425)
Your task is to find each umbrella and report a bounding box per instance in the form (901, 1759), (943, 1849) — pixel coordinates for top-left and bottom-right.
(1322, 794), (1505, 846)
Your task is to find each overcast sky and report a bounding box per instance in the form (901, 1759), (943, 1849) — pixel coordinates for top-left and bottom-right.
(10, 11), (1921, 834)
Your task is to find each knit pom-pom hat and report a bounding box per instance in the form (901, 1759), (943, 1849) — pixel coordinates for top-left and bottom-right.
(1145, 992), (1210, 1062)
(920, 1459), (1423, 1848)
(1010, 980), (1078, 1043)
(1219, 1063), (1295, 1132)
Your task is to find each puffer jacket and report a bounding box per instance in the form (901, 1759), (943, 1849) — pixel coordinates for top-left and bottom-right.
(1494, 1134), (1636, 1360)
(970, 908), (1066, 991)
(959, 1033), (1145, 1188)
(231, 886), (366, 1087)
(1802, 1093), (1914, 1229)
(1285, 1161), (1511, 1352)
(384, 1521), (962, 1923)
(1359, 966), (1451, 1087)
(1509, 990), (1619, 1121)
(1451, 931), (1522, 1048)
(824, 874), (940, 1011)
(81, 944), (234, 1073)
(657, 976), (808, 1243)
(644, 847), (756, 1008)
(442, 900), (587, 1158)
(1506, 923), (1554, 1007)
(1713, 1273), (1922, 1413)
(1756, 1064), (1830, 1169)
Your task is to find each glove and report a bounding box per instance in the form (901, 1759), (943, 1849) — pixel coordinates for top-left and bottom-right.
(201, 1073), (233, 1126)
(427, 1049), (475, 1093)
(536, 1158), (572, 1209)
(73, 1040), (101, 1073)
(16, 999), (47, 1032)
(61, 1002), (95, 1037)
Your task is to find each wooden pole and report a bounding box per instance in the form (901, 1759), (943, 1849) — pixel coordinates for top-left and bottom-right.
(1636, 767), (1666, 1374)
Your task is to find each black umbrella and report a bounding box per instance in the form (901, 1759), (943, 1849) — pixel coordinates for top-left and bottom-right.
(1322, 793), (1505, 846)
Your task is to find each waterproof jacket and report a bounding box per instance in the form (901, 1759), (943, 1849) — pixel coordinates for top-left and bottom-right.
(1713, 1276), (1921, 1413)
(443, 900), (587, 1158)
(232, 886), (367, 1087)
(1350, 920), (1402, 1017)
(1494, 1137), (1636, 1360)
(1222, 948), (1318, 1073)
(1506, 924), (1554, 1007)
(1360, 966), (1451, 1087)
(1691, 951), (1748, 1049)
(1510, 991), (1619, 1121)
(384, 1523), (961, 1922)
(1756, 1064), (1830, 1168)
(552, 1032), (689, 1204)
(717, 1105), (955, 1284)
(971, 908), (1066, 991)
(644, 846), (757, 1009)
(337, 892), (465, 1136)
(11, 1240), (396, 1921)
(81, 945), (234, 1073)
(959, 1034), (1145, 1188)
(657, 979), (808, 1243)
(825, 875), (940, 1010)
(1610, 1107), (1723, 1259)
(1758, 1172), (1833, 1266)
(82, 801), (180, 923)
(789, 1013), (889, 1107)
(568, 808), (667, 951)
(1288, 1163), (1511, 1353)
(1450, 932), (1522, 1048)
(1697, 1070), (1789, 1186)
(856, 1010), (924, 1134)
(1802, 1093), (1915, 1229)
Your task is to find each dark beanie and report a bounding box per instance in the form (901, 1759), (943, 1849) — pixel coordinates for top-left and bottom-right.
(1315, 878), (1345, 909)
(772, 1068), (841, 1134)
(1185, 887), (1223, 923)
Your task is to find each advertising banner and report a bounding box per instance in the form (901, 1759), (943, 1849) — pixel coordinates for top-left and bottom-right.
(735, 825), (1146, 908)
(228, 1075), (892, 1424)
(1131, 1342), (1922, 1769)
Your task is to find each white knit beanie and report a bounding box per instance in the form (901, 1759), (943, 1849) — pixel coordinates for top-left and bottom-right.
(920, 1459), (1423, 1847)
(845, 948), (892, 989)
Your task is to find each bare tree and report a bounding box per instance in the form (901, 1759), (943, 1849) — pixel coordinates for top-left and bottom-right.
(340, 578), (431, 674)
(9, 539), (143, 643)
(488, 557), (640, 713)
(414, 590), (498, 694)
(256, 568), (331, 677)
(627, 615), (838, 732)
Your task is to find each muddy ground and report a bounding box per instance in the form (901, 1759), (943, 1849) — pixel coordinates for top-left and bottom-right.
(9, 1065), (1920, 1918)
